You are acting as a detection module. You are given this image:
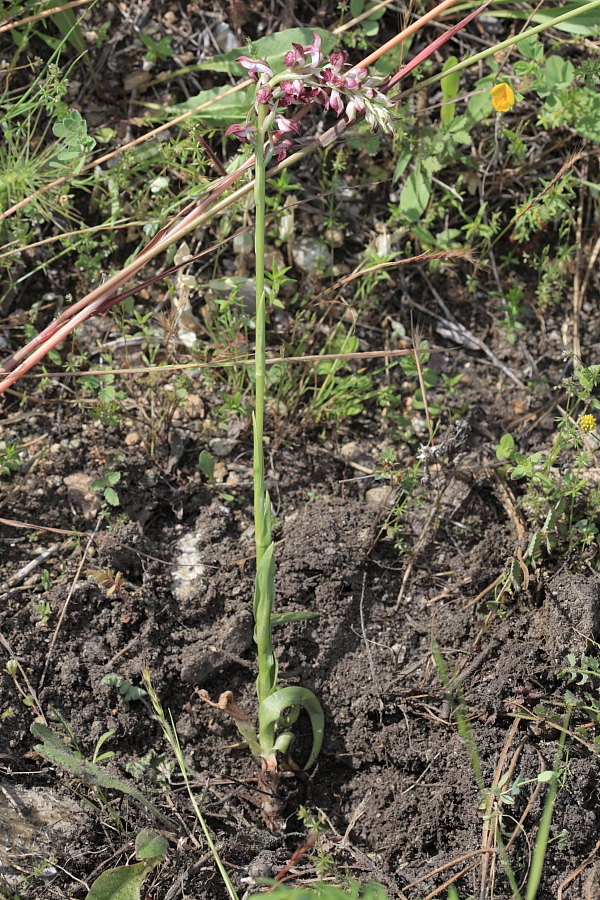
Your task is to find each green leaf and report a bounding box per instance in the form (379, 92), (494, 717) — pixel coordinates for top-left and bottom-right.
(198, 450), (215, 481)
(165, 85), (252, 126)
(259, 685), (324, 770)
(518, 35), (545, 61)
(496, 433), (515, 460)
(316, 332), (359, 375)
(571, 88), (600, 142)
(392, 148), (412, 184)
(104, 487), (120, 507)
(537, 55), (575, 95)
(135, 828), (169, 860)
(101, 674), (148, 704)
(31, 723), (177, 831)
(254, 542), (278, 703)
(400, 165), (432, 222)
(537, 770), (555, 783)
(105, 471), (121, 486)
(191, 27), (335, 76)
(85, 860), (157, 900)
(441, 56), (459, 125)
(350, 0), (387, 19)
(271, 611), (319, 626)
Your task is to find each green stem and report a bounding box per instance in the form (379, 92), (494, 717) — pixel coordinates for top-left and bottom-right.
(525, 706), (572, 900)
(252, 106), (278, 732)
(253, 105), (268, 571)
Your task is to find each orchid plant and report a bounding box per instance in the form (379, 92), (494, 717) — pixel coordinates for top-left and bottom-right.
(2, 0), (599, 833)
(199, 35), (397, 829)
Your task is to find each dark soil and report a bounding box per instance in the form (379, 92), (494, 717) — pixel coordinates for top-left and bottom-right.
(2, 386), (600, 899)
(1, 3), (600, 900)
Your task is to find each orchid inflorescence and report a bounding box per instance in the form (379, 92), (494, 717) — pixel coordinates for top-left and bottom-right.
(226, 32), (393, 161)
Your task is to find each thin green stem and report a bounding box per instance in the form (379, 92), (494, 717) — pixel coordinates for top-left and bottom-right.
(525, 706), (572, 900)
(252, 107), (278, 734)
(253, 104), (268, 573)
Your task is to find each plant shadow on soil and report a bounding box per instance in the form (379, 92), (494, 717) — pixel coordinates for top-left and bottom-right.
(1, 405), (599, 899)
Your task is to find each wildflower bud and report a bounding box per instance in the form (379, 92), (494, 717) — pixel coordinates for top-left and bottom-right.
(329, 50), (348, 73)
(274, 114), (302, 136)
(256, 84), (273, 105)
(328, 89), (344, 117)
(284, 44), (305, 68)
(345, 96), (365, 122)
(225, 122), (256, 144)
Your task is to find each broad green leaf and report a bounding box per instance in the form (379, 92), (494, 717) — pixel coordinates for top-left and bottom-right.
(518, 35), (545, 61)
(135, 828), (169, 860)
(495, 433), (515, 460)
(101, 673), (147, 704)
(316, 333), (359, 375)
(466, 75), (495, 124)
(441, 56), (459, 125)
(191, 27), (335, 76)
(399, 165), (432, 222)
(85, 860), (156, 900)
(165, 85), (252, 127)
(259, 685), (324, 769)
(537, 770), (555, 783)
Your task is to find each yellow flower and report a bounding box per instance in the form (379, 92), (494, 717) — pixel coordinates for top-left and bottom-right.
(579, 413), (597, 433)
(491, 82), (515, 113)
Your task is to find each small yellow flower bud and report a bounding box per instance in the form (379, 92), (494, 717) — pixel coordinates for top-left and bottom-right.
(491, 82), (515, 112)
(579, 413), (597, 433)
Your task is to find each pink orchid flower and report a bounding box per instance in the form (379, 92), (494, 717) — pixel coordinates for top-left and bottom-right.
(274, 114), (302, 136)
(236, 56), (273, 81)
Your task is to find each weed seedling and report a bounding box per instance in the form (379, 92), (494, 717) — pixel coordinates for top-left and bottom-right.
(90, 467), (121, 508)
